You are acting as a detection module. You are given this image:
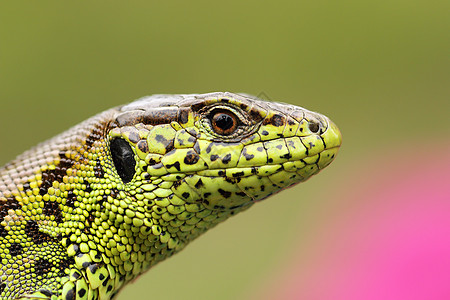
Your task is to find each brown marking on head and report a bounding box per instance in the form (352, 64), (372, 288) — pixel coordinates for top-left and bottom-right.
(155, 135), (175, 153)
(115, 107), (179, 127)
(0, 198), (21, 221)
(39, 151), (75, 196)
(137, 140), (149, 153)
(248, 108), (265, 123)
(263, 114), (286, 127)
(178, 107), (191, 125)
(85, 125), (104, 148)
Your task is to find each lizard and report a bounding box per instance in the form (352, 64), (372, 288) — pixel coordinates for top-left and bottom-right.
(0, 92), (342, 299)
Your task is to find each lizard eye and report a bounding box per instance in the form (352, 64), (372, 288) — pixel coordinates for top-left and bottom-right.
(210, 109), (238, 136)
(110, 138), (136, 183)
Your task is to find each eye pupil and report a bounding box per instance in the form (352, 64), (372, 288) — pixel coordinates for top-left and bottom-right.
(214, 113), (234, 130)
(211, 110), (238, 135)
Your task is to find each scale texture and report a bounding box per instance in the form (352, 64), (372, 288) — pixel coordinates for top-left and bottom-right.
(0, 92), (342, 299)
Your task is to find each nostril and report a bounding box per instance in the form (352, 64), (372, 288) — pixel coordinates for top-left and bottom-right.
(308, 120), (320, 133)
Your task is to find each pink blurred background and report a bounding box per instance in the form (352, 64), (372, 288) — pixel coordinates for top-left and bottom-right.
(253, 142), (450, 300)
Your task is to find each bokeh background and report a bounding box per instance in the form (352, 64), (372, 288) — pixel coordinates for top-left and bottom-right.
(1, 1), (449, 299)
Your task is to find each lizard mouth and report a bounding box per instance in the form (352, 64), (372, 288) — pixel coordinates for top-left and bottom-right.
(176, 118), (342, 209)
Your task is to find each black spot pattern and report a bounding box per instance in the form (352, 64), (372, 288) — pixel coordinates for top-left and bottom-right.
(222, 154), (231, 164)
(65, 287), (75, 300)
(137, 140), (149, 153)
(85, 211), (95, 230)
(88, 263), (99, 274)
(155, 134), (174, 152)
(184, 151), (200, 165)
(39, 152), (74, 196)
(34, 259), (53, 276)
(0, 225), (8, 238)
(194, 179), (204, 189)
(24, 220), (51, 245)
(218, 189), (231, 198)
(110, 188), (120, 199)
(94, 159), (105, 178)
(232, 171), (245, 178)
(43, 201), (63, 222)
(66, 190), (77, 208)
(58, 257), (75, 275)
(84, 183), (93, 194)
(248, 108), (264, 122)
(242, 148), (255, 160)
(78, 288), (86, 298)
(8, 243), (23, 256)
(205, 143), (213, 154)
(22, 182), (31, 192)
(148, 157), (159, 166)
(40, 289), (54, 297)
(165, 161), (181, 172)
(280, 153), (292, 159)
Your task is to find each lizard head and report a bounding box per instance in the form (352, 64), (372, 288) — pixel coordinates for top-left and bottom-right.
(102, 92), (341, 253)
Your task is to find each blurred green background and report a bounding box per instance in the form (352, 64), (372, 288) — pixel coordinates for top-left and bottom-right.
(0, 1), (448, 299)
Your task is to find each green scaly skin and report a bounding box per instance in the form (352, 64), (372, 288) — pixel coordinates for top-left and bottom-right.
(0, 92), (342, 299)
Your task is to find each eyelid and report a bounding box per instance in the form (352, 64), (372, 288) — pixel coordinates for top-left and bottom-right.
(206, 105), (249, 126)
